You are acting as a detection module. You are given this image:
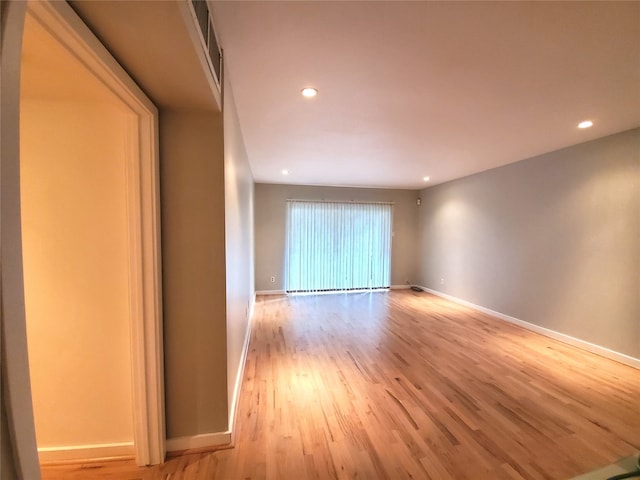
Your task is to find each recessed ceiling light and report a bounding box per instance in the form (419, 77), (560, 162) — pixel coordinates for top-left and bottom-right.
(578, 120), (593, 129)
(282, 169), (289, 175)
(301, 87), (318, 98)
(423, 176), (430, 182)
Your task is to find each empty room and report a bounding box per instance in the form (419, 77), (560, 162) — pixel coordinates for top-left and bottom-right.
(1, 1), (638, 480)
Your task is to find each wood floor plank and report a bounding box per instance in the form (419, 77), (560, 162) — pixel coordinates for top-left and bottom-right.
(41, 290), (639, 479)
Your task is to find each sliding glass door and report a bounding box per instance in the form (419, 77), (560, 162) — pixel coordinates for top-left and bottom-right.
(286, 200), (392, 292)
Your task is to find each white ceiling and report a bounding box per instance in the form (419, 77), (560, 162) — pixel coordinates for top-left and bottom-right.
(211, 1), (640, 189)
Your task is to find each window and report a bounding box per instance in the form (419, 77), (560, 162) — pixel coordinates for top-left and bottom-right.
(286, 200), (392, 293)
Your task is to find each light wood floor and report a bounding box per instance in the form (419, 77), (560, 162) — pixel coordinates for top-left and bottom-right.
(41, 290), (640, 479)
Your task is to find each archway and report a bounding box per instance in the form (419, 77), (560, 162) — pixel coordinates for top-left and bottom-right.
(1, 0), (165, 473)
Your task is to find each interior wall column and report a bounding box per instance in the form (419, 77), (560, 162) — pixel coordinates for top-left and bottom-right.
(1, 1), (42, 478)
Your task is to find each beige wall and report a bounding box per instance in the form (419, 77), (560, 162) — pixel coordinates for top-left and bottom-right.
(3, 0), (255, 468)
(254, 184), (419, 292)
(417, 129), (640, 358)
(21, 99), (134, 446)
(223, 76), (255, 418)
(1, 393), (18, 480)
(159, 110), (229, 437)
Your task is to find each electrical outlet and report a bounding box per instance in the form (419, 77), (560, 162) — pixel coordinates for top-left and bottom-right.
(440, 278), (445, 285)
(270, 276), (276, 283)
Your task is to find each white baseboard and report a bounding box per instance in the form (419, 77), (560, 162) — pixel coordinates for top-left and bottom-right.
(166, 352), (249, 454)
(258, 287), (408, 295)
(166, 432), (231, 453)
(228, 295), (254, 444)
(256, 289), (286, 295)
(38, 442), (134, 463)
(167, 293), (254, 454)
(418, 286), (640, 370)
(249, 291), (256, 321)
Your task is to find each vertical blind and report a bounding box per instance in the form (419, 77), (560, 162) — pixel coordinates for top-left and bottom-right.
(286, 200), (392, 292)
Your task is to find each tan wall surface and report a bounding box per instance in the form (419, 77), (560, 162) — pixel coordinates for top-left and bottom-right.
(21, 99), (134, 446)
(254, 184), (419, 292)
(223, 75), (255, 417)
(417, 129), (640, 358)
(1, 393), (18, 480)
(159, 110), (229, 437)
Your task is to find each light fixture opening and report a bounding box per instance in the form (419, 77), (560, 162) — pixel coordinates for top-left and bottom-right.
(301, 87), (318, 98)
(578, 120), (593, 129)
(423, 176), (430, 182)
(282, 169), (289, 176)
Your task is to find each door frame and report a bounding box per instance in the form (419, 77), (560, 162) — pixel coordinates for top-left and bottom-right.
(3, 0), (165, 467)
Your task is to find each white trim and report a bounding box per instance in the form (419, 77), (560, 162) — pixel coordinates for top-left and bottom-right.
(228, 294), (255, 443)
(166, 433), (231, 453)
(178, 0), (222, 110)
(258, 287), (411, 296)
(1, 2), (41, 478)
(26, 1), (165, 466)
(38, 443), (134, 464)
(166, 294), (254, 453)
(249, 292), (256, 321)
(418, 286), (640, 369)
(288, 288), (390, 297)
